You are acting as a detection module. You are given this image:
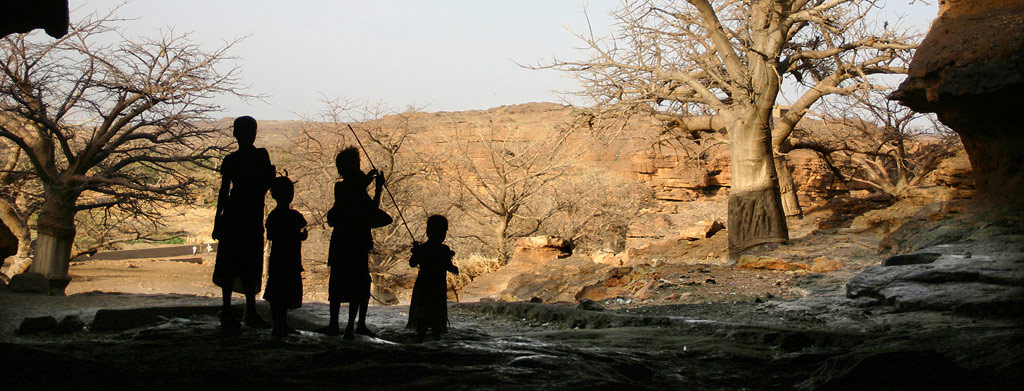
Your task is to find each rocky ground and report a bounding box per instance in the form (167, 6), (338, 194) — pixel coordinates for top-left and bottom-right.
(2, 197), (1022, 390)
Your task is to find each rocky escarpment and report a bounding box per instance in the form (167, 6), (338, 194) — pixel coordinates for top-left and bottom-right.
(631, 141), (842, 206)
(893, 0), (1024, 200)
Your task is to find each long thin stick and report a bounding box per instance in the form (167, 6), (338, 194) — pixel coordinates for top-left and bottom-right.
(345, 123), (416, 241)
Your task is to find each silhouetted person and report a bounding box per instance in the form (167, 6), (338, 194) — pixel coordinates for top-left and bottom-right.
(264, 175), (307, 337)
(318, 147), (392, 339)
(407, 215), (459, 342)
(212, 116), (275, 330)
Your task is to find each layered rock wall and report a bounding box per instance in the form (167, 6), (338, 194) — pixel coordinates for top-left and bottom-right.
(894, 0), (1024, 200)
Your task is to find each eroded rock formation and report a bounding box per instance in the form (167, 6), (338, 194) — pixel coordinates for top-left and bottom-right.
(893, 0), (1024, 200)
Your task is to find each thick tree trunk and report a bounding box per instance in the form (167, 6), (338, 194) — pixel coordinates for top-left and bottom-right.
(27, 187), (78, 294)
(496, 214), (511, 263)
(774, 154), (803, 217)
(727, 114), (789, 256)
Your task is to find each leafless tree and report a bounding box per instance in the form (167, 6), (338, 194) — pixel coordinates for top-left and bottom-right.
(539, 0), (917, 254)
(0, 136), (42, 276)
(0, 10), (250, 288)
(793, 88), (961, 198)
(427, 116), (578, 261)
(291, 98), (425, 283)
(540, 167), (652, 253)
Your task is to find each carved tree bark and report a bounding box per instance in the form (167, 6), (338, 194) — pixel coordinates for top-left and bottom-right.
(28, 186), (79, 291)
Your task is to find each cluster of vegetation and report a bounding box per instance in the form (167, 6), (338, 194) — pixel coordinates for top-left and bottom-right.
(284, 98), (652, 279)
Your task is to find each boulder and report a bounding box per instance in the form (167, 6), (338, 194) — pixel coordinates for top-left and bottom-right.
(678, 220), (725, 241)
(928, 150), (974, 189)
(9, 272), (48, 294)
(498, 255), (607, 303)
(91, 305), (226, 332)
(735, 255), (810, 272)
(787, 149), (835, 204)
(591, 250), (625, 266)
(573, 264), (659, 302)
(0, 0), (68, 39)
(576, 298), (605, 311)
(849, 201), (922, 234)
(54, 315), (85, 334)
(810, 257), (842, 273)
(574, 285), (628, 302)
(511, 236), (572, 264)
(17, 316), (57, 334)
(899, 186), (961, 206)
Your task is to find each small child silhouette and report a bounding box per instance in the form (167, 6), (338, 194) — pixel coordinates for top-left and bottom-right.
(264, 175), (307, 337)
(406, 215), (459, 342)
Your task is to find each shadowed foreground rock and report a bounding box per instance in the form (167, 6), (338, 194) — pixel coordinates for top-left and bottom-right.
(2, 299), (1020, 390)
(847, 247), (1024, 316)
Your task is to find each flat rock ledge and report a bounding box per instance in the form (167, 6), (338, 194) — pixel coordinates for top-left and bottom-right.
(846, 242), (1024, 317)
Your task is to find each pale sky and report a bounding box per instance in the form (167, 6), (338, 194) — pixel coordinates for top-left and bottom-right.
(71, 1), (939, 120)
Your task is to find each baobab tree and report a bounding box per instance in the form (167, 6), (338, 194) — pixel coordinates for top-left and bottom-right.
(542, 0), (916, 254)
(0, 11), (249, 291)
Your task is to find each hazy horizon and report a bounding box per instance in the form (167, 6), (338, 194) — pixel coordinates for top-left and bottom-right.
(70, 0), (939, 121)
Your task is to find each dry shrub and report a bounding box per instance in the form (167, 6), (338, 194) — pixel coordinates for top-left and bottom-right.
(447, 253), (503, 291)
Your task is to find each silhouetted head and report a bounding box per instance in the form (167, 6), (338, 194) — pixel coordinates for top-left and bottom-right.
(233, 116), (257, 147)
(426, 215), (448, 242)
(270, 176), (294, 206)
(335, 147), (361, 178)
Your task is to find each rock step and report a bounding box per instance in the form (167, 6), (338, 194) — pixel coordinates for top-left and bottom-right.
(459, 262), (535, 302)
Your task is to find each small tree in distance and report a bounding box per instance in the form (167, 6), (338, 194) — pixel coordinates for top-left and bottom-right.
(792, 88), (961, 198)
(0, 9), (252, 290)
(428, 116), (578, 262)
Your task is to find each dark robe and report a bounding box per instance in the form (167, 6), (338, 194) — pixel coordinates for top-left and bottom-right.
(406, 241), (457, 333)
(212, 147), (274, 294)
(326, 174), (392, 303)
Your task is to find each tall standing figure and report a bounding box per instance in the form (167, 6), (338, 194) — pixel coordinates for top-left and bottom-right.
(319, 147), (392, 339)
(212, 116), (275, 329)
